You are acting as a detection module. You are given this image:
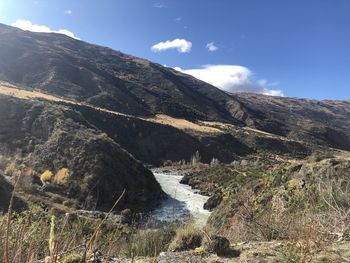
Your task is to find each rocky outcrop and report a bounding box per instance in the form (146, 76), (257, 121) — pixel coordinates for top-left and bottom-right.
(204, 194), (223, 211)
(203, 235), (240, 257)
(0, 175), (26, 213)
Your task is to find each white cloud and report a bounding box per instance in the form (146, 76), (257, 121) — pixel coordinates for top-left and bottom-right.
(174, 17), (182, 23)
(206, 42), (218, 52)
(151, 38), (192, 53)
(11, 20), (79, 39)
(153, 3), (166, 8)
(175, 65), (284, 96)
(64, 10), (72, 15)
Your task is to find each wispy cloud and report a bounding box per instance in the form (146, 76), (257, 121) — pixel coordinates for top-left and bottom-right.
(153, 3), (166, 8)
(11, 20), (79, 39)
(151, 39), (192, 53)
(175, 65), (283, 96)
(64, 10), (72, 15)
(206, 42), (218, 52)
(174, 17), (182, 23)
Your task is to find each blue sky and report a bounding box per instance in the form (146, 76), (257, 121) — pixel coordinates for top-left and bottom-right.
(1, 0), (350, 99)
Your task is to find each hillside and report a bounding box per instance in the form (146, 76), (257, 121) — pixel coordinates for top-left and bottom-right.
(0, 23), (350, 156)
(0, 22), (349, 213)
(1, 23), (350, 263)
(0, 94), (163, 212)
(0, 23), (239, 123)
(231, 93), (350, 150)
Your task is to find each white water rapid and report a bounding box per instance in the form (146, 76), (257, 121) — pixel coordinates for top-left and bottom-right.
(151, 171), (211, 227)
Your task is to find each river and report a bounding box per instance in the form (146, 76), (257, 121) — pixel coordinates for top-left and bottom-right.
(151, 170), (211, 227)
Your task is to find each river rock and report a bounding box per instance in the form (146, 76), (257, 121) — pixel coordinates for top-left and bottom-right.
(204, 194), (223, 211)
(180, 175), (190, 184)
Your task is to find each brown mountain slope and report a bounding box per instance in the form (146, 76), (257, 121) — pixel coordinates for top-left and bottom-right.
(0, 82), (309, 165)
(0, 23), (239, 123)
(0, 23), (349, 154)
(229, 94), (350, 150)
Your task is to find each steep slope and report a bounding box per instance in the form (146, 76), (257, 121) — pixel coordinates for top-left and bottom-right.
(228, 94), (350, 150)
(0, 22), (349, 155)
(0, 23), (239, 123)
(0, 82), (309, 165)
(0, 94), (163, 211)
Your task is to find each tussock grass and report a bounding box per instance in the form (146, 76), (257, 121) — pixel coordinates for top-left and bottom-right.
(0, 186), (128, 262)
(168, 224), (202, 252)
(0, 184), (191, 262)
(40, 170), (54, 184)
(127, 226), (177, 257)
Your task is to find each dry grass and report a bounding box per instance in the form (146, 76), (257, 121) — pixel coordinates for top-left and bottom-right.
(0, 83), (227, 134)
(147, 114), (223, 134)
(0, 184), (128, 263)
(0, 85), (69, 103)
(40, 171), (54, 184)
(54, 169), (70, 185)
(168, 224), (202, 252)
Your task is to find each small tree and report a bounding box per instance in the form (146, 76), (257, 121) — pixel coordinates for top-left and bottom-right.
(40, 170), (53, 185)
(210, 158), (220, 167)
(191, 151), (201, 166)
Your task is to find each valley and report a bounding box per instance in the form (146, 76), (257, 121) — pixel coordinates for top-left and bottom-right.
(0, 22), (350, 262)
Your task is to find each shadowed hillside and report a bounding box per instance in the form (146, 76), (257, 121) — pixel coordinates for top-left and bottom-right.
(0, 23), (350, 154)
(0, 94), (163, 211)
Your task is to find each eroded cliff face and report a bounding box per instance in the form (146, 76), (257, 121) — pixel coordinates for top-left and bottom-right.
(0, 95), (163, 211)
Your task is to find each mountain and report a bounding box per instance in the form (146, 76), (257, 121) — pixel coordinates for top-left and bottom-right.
(0, 23), (349, 155)
(0, 23), (350, 212)
(0, 23), (240, 123)
(230, 93), (350, 151)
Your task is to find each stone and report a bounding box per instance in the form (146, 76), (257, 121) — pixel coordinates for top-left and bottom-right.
(204, 194), (223, 211)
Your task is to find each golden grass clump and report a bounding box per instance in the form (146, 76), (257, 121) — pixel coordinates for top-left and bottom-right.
(54, 168), (70, 185)
(40, 170), (54, 184)
(168, 224), (202, 252)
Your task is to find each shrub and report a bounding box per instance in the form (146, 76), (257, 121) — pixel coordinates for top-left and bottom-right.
(62, 253), (82, 263)
(191, 151), (201, 166)
(203, 235), (229, 255)
(40, 170), (53, 184)
(127, 226), (176, 257)
(163, 160), (173, 167)
(50, 195), (64, 204)
(54, 168), (70, 185)
(62, 199), (76, 208)
(277, 217), (324, 262)
(168, 224), (202, 252)
(210, 158), (220, 167)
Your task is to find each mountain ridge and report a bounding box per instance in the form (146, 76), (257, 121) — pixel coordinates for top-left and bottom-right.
(1, 22), (350, 156)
